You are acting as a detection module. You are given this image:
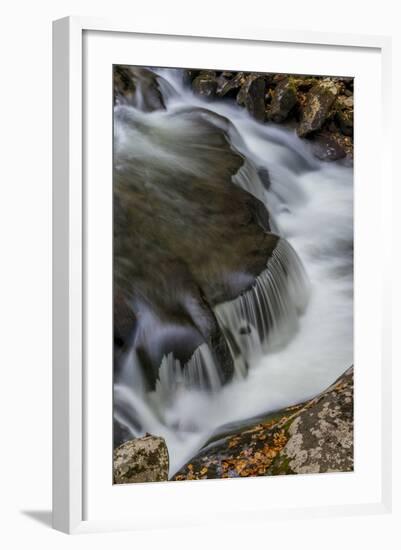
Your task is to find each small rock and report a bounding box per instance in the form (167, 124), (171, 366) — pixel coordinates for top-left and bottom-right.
(113, 435), (169, 484)
(310, 131), (347, 161)
(297, 80), (340, 137)
(268, 77), (298, 122)
(237, 75), (267, 121)
(217, 72), (246, 97)
(192, 74), (218, 98)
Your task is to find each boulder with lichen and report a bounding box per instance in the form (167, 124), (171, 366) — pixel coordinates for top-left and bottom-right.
(173, 367), (353, 480)
(113, 435), (169, 484)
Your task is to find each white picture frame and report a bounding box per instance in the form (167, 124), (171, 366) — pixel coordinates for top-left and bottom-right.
(52, 16), (392, 534)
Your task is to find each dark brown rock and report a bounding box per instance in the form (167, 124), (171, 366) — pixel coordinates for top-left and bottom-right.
(113, 65), (166, 112)
(114, 435), (169, 484)
(237, 75), (267, 121)
(268, 77), (298, 122)
(186, 69), (200, 81)
(310, 131), (347, 161)
(192, 74), (218, 98)
(297, 79), (340, 137)
(335, 96), (354, 137)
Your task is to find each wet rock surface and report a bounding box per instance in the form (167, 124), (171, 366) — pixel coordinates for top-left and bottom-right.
(114, 66), (167, 112)
(173, 367), (353, 480)
(114, 435), (169, 484)
(114, 84), (279, 388)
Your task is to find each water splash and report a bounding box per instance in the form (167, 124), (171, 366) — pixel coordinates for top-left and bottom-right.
(155, 343), (223, 401)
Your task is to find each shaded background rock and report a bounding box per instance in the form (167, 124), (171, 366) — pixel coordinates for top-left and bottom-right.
(114, 435), (169, 484)
(186, 68), (354, 162)
(192, 71), (218, 98)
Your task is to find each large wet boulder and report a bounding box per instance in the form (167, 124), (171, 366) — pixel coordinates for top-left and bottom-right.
(114, 435), (169, 484)
(114, 94), (278, 388)
(297, 79), (340, 137)
(113, 65), (166, 112)
(173, 367), (353, 480)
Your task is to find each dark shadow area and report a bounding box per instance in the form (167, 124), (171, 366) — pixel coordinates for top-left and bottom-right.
(21, 510), (52, 528)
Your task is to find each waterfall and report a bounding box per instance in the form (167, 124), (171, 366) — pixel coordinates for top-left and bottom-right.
(214, 238), (309, 377)
(113, 68), (353, 477)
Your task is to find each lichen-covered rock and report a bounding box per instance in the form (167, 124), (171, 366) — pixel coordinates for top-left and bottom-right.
(268, 367), (353, 475)
(268, 77), (298, 122)
(173, 367), (353, 480)
(297, 79), (340, 137)
(113, 435), (169, 484)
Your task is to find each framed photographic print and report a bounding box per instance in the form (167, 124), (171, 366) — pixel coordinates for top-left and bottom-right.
(52, 17), (392, 534)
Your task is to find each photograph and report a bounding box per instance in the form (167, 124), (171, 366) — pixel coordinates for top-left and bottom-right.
(112, 65), (354, 484)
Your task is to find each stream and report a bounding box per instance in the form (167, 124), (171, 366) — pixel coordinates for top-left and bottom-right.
(113, 68), (353, 477)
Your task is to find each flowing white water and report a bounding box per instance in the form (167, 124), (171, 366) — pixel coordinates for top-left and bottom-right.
(114, 69), (353, 476)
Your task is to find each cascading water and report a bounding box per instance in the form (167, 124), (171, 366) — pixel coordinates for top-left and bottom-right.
(114, 68), (353, 477)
